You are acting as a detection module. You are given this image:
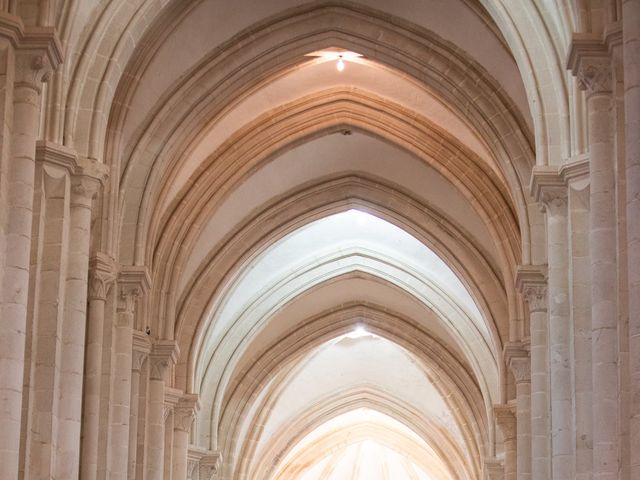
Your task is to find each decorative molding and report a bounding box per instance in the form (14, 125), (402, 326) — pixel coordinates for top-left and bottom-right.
(36, 140), (77, 172)
(515, 265), (547, 313)
(560, 154), (590, 185)
(174, 393), (199, 433)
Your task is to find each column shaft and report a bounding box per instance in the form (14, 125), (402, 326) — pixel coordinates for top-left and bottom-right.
(588, 89), (619, 480)
(510, 356), (531, 480)
(623, 0), (640, 477)
(56, 179), (100, 478)
(546, 198), (573, 480)
(81, 271), (111, 480)
(530, 306), (550, 480)
(146, 377), (166, 480)
(108, 291), (137, 480)
(128, 348), (147, 480)
(0, 53), (50, 479)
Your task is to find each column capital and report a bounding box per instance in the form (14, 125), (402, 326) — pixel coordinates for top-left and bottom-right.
(494, 404), (517, 440)
(0, 14), (63, 89)
(174, 394), (200, 433)
(149, 340), (179, 380)
(567, 34), (612, 96)
(132, 330), (151, 371)
(200, 452), (222, 480)
(71, 157), (109, 206)
(530, 166), (568, 214)
(89, 254), (117, 301)
(515, 265), (548, 313)
(509, 356), (531, 385)
(117, 265), (151, 317)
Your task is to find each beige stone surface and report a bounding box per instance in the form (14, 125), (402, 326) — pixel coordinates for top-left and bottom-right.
(0, 2), (637, 479)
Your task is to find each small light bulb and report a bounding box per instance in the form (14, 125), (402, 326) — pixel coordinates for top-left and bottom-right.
(336, 56), (345, 72)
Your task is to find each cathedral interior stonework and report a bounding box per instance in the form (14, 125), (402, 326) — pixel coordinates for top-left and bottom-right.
(0, 1), (639, 479)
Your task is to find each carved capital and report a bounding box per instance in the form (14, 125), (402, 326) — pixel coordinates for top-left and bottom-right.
(567, 34), (612, 97)
(15, 52), (53, 90)
(89, 270), (115, 301)
(509, 356), (531, 384)
(71, 157), (109, 206)
(174, 394), (200, 432)
(529, 166), (568, 215)
(117, 285), (140, 316)
(199, 452), (222, 480)
(132, 329), (151, 372)
(163, 404), (173, 423)
(149, 340), (179, 380)
(117, 265), (151, 325)
(522, 284), (547, 313)
(187, 459), (198, 480)
(132, 350), (148, 372)
(174, 406), (197, 433)
(515, 265), (548, 314)
(576, 59), (612, 95)
(494, 404), (517, 440)
(504, 342), (530, 385)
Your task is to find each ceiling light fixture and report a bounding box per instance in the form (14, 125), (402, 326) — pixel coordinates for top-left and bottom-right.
(336, 55), (345, 72)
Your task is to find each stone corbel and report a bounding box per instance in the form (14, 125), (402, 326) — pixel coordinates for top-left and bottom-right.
(515, 265), (547, 314)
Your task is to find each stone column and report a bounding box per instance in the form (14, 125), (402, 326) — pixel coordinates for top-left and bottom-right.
(173, 394), (199, 480)
(128, 332), (150, 480)
(146, 341), (179, 480)
(623, 0), (640, 477)
(495, 405), (517, 480)
(572, 49), (619, 480)
(109, 267), (150, 480)
(544, 193), (573, 480)
(516, 266), (549, 480)
(109, 285), (138, 480)
(56, 161), (106, 479)
(507, 347), (531, 480)
(0, 47), (59, 479)
(81, 254), (116, 480)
